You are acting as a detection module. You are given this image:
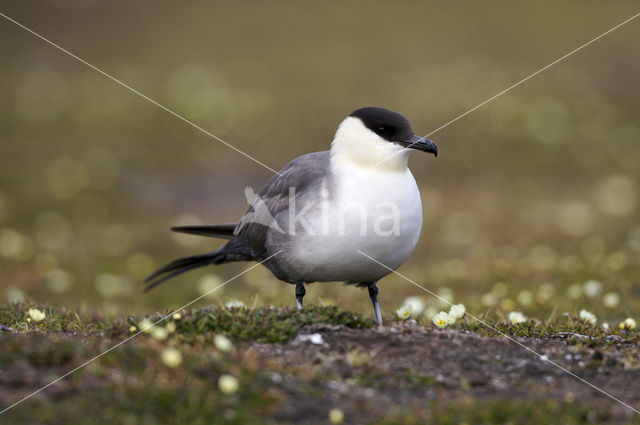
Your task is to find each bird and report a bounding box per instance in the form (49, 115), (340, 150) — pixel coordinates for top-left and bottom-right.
(144, 107), (437, 325)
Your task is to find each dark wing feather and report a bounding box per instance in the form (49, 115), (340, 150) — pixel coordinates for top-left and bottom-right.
(235, 151), (330, 259)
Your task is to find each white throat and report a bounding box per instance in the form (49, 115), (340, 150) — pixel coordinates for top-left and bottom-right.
(330, 117), (410, 173)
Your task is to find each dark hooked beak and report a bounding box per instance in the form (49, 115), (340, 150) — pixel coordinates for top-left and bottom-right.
(396, 135), (438, 157)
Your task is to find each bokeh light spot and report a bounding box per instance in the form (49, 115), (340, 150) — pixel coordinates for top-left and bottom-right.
(46, 157), (90, 200)
(0, 228), (34, 261)
(46, 268), (75, 293)
(198, 274), (224, 298)
(555, 201), (593, 237)
(95, 273), (127, 298)
(595, 174), (637, 217)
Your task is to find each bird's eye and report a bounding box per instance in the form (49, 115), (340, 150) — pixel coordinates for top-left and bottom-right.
(374, 125), (395, 138)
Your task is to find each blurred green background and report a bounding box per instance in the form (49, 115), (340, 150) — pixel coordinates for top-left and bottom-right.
(1, 1), (639, 322)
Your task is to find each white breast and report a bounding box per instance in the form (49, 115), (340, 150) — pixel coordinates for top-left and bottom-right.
(284, 164), (423, 283)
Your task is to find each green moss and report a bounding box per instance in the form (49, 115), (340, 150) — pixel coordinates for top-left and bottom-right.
(457, 316), (639, 347)
(0, 303), (110, 334)
(170, 305), (374, 343)
(2, 303), (374, 344)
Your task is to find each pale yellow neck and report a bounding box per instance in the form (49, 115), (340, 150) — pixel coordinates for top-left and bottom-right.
(329, 117), (410, 173)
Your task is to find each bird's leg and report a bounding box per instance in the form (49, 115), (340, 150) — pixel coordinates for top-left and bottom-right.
(295, 283), (306, 310)
(367, 282), (383, 326)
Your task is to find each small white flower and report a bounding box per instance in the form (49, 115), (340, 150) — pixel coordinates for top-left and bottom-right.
(508, 311), (527, 324)
(432, 311), (449, 328)
(402, 296), (426, 315)
(214, 334), (233, 352)
(620, 317), (636, 330)
(161, 347), (182, 367)
(448, 304), (466, 320)
(172, 313), (182, 320)
(28, 308), (46, 322)
(579, 309), (597, 325)
(396, 304), (412, 320)
(328, 408), (345, 424)
(218, 374), (239, 394)
(225, 299), (245, 309)
(602, 322), (610, 332)
(165, 322), (176, 333)
(29, 309), (46, 323)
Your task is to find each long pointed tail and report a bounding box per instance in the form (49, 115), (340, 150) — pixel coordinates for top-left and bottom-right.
(144, 249), (228, 293)
(170, 223), (237, 239)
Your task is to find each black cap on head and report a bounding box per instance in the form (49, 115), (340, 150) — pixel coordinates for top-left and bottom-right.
(349, 106), (438, 156)
(349, 107), (414, 143)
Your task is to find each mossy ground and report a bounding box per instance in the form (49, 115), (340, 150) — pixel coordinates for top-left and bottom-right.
(2, 303), (640, 424)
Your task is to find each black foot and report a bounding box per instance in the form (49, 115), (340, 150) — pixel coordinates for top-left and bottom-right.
(367, 282), (383, 326)
(295, 283), (306, 310)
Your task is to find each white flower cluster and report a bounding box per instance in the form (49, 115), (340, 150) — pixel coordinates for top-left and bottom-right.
(508, 311), (527, 324)
(396, 301), (466, 329)
(431, 304), (466, 329)
(579, 309), (597, 325)
(137, 318), (177, 341)
(619, 317), (636, 330)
